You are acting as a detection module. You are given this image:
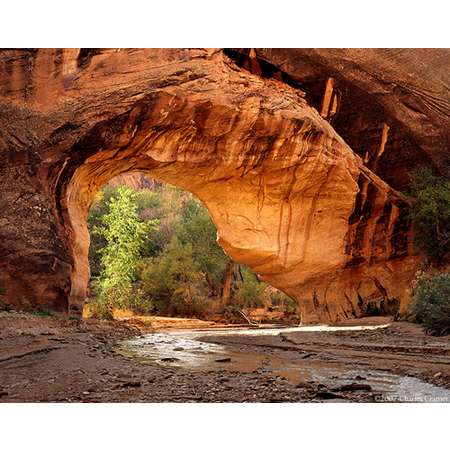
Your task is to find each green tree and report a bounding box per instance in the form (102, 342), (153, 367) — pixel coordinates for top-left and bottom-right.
(88, 186), (116, 277)
(176, 198), (231, 295)
(92, 186), (156, 316)
(410, 271), (450, 336)
(409, 168), (450, 260)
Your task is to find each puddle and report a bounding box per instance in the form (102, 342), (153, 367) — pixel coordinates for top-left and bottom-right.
(116, 325), (450, 402)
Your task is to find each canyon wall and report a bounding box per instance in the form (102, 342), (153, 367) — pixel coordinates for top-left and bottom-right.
(0, 48), (448, 322)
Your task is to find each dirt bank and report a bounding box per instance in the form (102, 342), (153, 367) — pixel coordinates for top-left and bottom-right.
(0, 312), (448, 402)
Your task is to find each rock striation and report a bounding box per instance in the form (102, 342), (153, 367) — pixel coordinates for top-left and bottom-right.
(0, 48), (448, 322)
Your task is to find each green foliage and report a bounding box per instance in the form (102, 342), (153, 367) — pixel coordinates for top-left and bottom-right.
(138, 236), (210, 317)
(136, 190), (162, 213)
(176, 198), (230, 294)
(234, 266), (266, 308)
(232, 266), (298, 313)
(88, 186), (117, 277)
(410, 271), (450, 336)
(409, 168), (450, 260)
(90, 186), (157, 317)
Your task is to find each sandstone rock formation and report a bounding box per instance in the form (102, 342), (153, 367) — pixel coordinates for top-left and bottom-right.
(245, 49), (450, 187)
(0, 48), (448, 322)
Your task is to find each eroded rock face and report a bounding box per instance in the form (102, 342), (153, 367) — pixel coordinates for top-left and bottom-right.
(0, 48), (447, 322)
(230, 48), (450, 190)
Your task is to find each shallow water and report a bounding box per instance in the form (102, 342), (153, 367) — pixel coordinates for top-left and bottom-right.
(116, 325), (450, 402)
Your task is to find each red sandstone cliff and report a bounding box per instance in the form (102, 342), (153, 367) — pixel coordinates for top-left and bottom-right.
(0, 49), (448, 322)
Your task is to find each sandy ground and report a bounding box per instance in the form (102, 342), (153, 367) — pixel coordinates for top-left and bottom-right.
(0, 312), (449, 402)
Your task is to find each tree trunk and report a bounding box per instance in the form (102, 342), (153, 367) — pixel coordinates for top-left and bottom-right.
(222, 261), (236, 303)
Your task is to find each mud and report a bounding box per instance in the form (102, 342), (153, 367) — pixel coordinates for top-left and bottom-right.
(0, 312), (449, 402)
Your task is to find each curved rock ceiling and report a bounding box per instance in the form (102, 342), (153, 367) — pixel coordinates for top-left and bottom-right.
(0, 48), (448, 322)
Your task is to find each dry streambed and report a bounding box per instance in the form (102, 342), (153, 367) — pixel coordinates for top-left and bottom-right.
(1, 313), (449, 402)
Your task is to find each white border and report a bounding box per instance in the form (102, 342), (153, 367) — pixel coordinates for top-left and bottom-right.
(1, 403), (449, 449)
(1, 1), (449, 47)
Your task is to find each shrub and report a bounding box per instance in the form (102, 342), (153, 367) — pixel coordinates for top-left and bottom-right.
(86, 181), (299, 321)
(86, 294), (114, 320)
(137, 236), (210, 318)
(410, 271), (450, 336)
(121, 287), (154, 315)
(88, 284), (153, 319)
(408, 168), (450, 260)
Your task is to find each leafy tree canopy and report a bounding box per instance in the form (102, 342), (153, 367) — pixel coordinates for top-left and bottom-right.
(409, 167), (450, 260)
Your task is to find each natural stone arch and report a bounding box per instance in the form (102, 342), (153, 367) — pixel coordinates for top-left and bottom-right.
(63, 87), (361, 319)
(62, 92), (414, 322)
(0, 49), (421, 322)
